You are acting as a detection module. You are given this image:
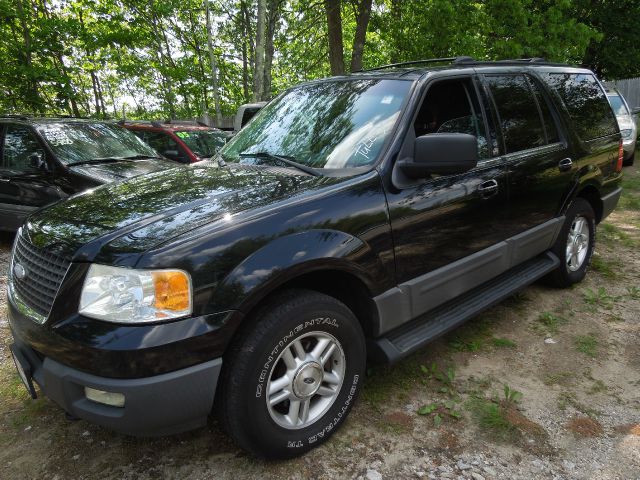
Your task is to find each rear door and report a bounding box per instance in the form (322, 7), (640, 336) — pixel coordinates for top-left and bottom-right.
(480, 73), (573, 240)
(0, 124), (62, 230)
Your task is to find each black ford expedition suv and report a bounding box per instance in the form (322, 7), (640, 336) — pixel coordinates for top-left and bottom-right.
(7, 58), (623, 458)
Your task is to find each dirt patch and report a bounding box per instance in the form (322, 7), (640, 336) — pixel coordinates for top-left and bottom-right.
(381, 411), (414, 432)
(614, 424), (640, 436)
(566, 417), (604, 437)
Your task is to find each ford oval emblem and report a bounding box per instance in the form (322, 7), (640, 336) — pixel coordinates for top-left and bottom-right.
(13, 263), (27, 280)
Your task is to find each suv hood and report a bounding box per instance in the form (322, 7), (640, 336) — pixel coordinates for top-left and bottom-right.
(24, 165), (338, 262)
(68, 158), (176, 184)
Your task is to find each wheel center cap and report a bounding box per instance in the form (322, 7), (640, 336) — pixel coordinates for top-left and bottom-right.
(292, 362), (323, 398)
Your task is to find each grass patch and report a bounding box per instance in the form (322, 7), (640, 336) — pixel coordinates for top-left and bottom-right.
(363, 354), (425, 410)
(535, 311), (568, 334)
(590, 253), (622, 278)
(583, 287), (617, 310)
(491, 337), (517, 348)
(588, 379), (608, 394)
(466, 397), (518, 441)
(543, 371), (574, 386)
(599, 223), (638, 249)
(447, 315), (495, 352)
(575, 334), (598, 358)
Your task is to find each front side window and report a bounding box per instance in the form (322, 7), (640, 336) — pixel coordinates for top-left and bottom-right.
(37, 122), (157, 165)
(414, 78), (491, 159)
(2, 125), (42, 171)
(220, 79), (412, 169)
(543, 73), (618, 141)
(485, 75), (546, 153)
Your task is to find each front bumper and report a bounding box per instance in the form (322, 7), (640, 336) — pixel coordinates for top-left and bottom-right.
(10, 338), (222, 436)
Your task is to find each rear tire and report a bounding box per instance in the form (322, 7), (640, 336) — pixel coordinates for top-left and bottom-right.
(547, 198), (596, 288)
(219, 289), (366, 459)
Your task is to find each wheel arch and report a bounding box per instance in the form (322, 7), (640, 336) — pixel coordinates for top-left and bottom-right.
(575, 183), (604, 223)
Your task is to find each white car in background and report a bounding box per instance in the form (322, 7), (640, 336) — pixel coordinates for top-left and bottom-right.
(607, 89), (638, 166)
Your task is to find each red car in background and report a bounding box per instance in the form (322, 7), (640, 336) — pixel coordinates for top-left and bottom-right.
(120, 120), (229, 163)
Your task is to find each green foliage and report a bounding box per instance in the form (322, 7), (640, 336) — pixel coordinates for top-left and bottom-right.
(502, 384), (523, 406)
(0, 0), (635, 119)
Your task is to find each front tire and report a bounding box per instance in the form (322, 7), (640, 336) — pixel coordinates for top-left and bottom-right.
(220, 289), (366, 459)
(547, 198), (596, 287)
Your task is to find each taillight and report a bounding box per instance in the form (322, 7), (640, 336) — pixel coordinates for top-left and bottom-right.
(616, 139), (624, 172)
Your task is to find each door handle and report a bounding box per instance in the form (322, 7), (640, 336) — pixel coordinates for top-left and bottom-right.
(558, 158), (573, 172)
(0, 178), (10, 182)
(478, 179), (499, 198)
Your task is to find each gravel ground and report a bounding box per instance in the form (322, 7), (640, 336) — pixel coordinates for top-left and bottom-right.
(1, 165), (639, 480)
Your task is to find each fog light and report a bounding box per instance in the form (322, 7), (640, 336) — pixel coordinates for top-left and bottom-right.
(84, 387), (125, 407)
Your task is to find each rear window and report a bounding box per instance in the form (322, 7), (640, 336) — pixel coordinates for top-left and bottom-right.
(484, 75), (547, 153)
(543, 73), (618, 140)
(608, 95), (629, 116)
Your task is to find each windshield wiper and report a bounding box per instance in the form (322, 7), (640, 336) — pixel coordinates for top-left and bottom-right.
(69, 157), (135, 167)
(119, 154), (164, 160)
(238, 151), (320, 177)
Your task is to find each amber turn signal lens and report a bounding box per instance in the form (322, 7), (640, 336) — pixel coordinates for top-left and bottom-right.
(152, 271), (191, 312)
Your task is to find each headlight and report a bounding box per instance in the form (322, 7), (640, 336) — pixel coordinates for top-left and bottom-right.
(79, 264), (192, 323)
(620, 129), (633, 139)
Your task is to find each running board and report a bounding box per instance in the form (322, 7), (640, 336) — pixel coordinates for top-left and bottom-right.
(369, 251), (559, 364)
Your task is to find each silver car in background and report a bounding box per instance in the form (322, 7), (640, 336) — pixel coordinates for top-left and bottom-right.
(607, 89), (638, 166)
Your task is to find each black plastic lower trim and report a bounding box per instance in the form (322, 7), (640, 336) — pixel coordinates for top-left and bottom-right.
(11, 340), (221, 437)
(601, 187), (622, 221)
(368, 251), (559, 364)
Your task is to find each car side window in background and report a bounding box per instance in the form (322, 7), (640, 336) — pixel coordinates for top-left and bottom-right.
(414, 78), (491, 159)
(142, 131), (178, 154)
(485, 75), (546, 153)
(543, 73), (618, 140)
(2, 125), (41, 171)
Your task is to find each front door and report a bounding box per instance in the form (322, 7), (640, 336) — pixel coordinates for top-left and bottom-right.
(385, 75), (512, 324)
(0, 124), (62, 230)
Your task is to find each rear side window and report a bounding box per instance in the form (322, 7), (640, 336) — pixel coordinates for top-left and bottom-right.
(543, 73), (618, 140)
(484, 75), (547, 153)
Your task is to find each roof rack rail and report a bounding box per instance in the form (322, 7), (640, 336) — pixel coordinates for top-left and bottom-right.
(0, 114), (30, 120)
(361, 57), (465, 72)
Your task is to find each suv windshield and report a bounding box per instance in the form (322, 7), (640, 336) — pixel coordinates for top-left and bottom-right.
(220, 79), (411, 169)
(37, 122), (158, 165)
(175, 130), (227, 158)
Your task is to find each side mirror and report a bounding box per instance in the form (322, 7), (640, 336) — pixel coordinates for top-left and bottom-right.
(398, 133), (478, 179)
(29, 151), (48, 171)
(631, 106), (640, 116)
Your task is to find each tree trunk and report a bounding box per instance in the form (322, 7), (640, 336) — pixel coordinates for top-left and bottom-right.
(324, 0), (345, 75)
(205, 0), (223, 125)
(263, 0), (280, 100)
(254, 0), (267, 101)
(15, 0), (42, 112)
(350, 0), (372, 72)
(90, 71), (101, 117)
(238, 0), (250, 101)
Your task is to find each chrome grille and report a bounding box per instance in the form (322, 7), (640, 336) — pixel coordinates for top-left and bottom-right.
(10, 231), (71, 320)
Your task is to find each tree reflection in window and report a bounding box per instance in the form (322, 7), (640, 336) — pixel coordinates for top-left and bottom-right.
(221, 79), (411, 169)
